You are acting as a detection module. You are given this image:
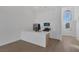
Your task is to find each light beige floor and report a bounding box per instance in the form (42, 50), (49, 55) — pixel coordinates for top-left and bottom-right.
(0, 36), (79, 52)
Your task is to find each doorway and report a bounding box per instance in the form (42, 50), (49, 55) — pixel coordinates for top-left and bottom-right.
(61, 7), (74, 36)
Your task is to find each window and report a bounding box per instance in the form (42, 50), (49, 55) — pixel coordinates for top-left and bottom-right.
(64, 10), (72, 29)
(64, 10), (72, 22)
(65, 23), (70, 29)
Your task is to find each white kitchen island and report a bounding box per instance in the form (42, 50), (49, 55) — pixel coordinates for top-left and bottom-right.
(20, 31), (50, 47)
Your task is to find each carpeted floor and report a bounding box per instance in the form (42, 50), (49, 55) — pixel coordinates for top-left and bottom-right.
(0, 36), (79, 52)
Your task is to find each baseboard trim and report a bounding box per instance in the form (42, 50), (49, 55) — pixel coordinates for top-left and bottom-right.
(0, 39), (20, 46)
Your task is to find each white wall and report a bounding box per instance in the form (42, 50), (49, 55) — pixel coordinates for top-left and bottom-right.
(0, 6), (61, 46)
(74, 7), (79, 40)
(0, 6), (36, 46)
(34, 6), (61, 39)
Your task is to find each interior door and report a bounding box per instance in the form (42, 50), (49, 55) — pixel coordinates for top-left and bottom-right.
(61, 7), (74, 36)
